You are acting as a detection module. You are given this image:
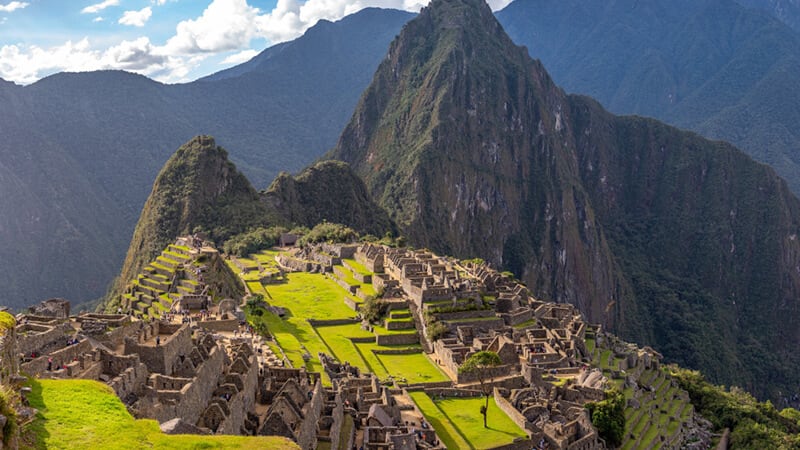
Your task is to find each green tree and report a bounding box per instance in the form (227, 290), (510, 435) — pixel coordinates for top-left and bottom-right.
(585, 388), (626, 447)
(360, 296), (388, 323)
(459, 350), (502, 428)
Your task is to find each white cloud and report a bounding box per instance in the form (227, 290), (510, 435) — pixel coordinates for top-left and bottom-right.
(0, 1), (28, 13)
(151, 0), (168, 5)
(164, 0), (260, 54)
(0, 37), (200, 84)
(220, 48), (257, 65)
(254, 0), (426, 43)
(81, 0), (119, 14)
(93, 16), (104, 22)
(119, 7), (153, 27)
(486, 0), (511, 11)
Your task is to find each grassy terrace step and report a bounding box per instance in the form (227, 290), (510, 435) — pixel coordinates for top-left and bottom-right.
(242, 271), (445, 386)
(389, 310), (412, 319)
(147, 262), (176, 275)
(176, 285), (194, 294)
(162, 250), (190, 262)
(150, 273), (169, 282)
(155, 256), (178, 268)
(333, 265), (361, 286)
(342, 258), (371, 276)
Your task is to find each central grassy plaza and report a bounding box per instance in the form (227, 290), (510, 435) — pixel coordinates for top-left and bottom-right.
(241, 252), (449, 385)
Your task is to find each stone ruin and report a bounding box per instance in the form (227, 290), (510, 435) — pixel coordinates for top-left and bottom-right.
(27, 298), (70, 319)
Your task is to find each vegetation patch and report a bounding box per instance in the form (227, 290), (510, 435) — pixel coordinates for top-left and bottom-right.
(23, 379), (297, 449)
(669, 366), (800, 448)
(0, 311), (15, 331)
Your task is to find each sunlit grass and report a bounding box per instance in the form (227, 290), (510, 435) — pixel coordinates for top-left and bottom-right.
(24, 379), (298, 449)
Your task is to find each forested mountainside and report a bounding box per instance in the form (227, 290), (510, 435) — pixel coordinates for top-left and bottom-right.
(497, 0), (800, 195)
(331, 0), (800, 400)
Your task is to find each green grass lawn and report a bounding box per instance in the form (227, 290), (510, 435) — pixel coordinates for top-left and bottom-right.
(376, 352), (449, 384)
(245, 273), (360, 381)
(24, 379), (298, 450)
(247, 308), (329, 379)
(252, 250), (280, 266)
(314, 324), (447, 384)
(409, 392), (526, 449)
(342, 258), (371, 276)
(246, 281), (267, 295)
(266, 273), (359, 319)
(315, 324), (374, 371)
(243, 271), (449, 386)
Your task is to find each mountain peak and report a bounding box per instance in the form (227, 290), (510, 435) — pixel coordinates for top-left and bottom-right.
(105, 135), (268, 307)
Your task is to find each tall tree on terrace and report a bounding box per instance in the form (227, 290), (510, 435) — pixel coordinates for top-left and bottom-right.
(459, 350), (502, 428)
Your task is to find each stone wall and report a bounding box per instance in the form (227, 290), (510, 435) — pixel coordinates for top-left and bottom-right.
(124, 323), (193, 375)
(375, 333), (418, 346)
(109, 358), (149, 401)
(308, 319), (359, 327)
(494, 388), (532, 432)
(485, 439), (536, 450)
(197, 319), (239, 332)
(217, 353), (259, 435)
(22, 339), (92, 376)
(433, 310), (495, 321)
(17, 322), (73, 357)
(297, 380), (324, 450)
(96, 321), (140, 349)
(501, 309), (533, 326)
(329, 392), (345, 449)
(142, 344), (225, 425)
(456, 365), (513, 384)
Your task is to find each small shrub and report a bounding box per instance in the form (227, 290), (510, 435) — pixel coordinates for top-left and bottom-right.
(298, 222), (358, 246)
(361, 297), (389, 323)
(0, 385), (18, 445)
(427, 321), (448, 340)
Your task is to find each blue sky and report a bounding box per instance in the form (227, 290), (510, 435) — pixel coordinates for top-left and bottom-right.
(0, 0), (511, 84)
(0, 0), (490, 85)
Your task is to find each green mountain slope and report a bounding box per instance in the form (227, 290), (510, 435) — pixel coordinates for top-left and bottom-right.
(108, 136), (268, 303)
(263, 160), (396, 236)
(331, 0), (800, 400)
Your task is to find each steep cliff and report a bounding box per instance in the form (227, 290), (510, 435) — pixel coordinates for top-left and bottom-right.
(331, 0), (800, 399)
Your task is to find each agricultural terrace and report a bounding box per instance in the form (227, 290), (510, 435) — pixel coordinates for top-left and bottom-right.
(409, 391), (527, 449)
(24, 379), (298, 450)
(240, 250), (448, 386)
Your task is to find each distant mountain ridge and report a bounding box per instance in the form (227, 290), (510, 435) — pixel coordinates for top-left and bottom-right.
(497, 0), (800, 195)
(0, 8), (412, 310)
(331, 0), (800, 400)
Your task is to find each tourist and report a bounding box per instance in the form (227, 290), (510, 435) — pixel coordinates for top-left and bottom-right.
(156, 336), (161, 346)
(47, 357), (52, 371)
